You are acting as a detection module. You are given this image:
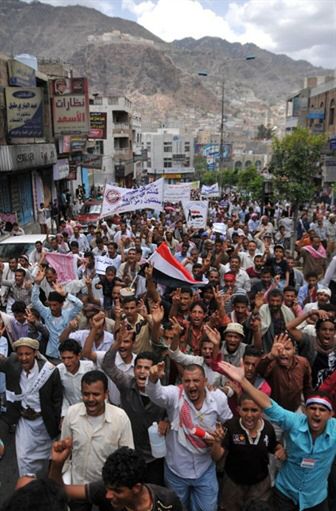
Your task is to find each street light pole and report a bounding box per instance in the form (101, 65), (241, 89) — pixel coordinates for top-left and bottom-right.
(199, 55), (256, 175)
(219, 79), (224, 172)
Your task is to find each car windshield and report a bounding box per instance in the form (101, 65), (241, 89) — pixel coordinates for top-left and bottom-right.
(0, 243), (36, 260)
(80, 204), (101, 215)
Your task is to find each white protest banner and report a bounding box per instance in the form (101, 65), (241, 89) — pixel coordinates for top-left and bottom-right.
(94, 255), (118, 275)
(212, 222), (227, 235)
(190, 181), (200, 190)
(164, 182), (192, 202)
(101, 178), (164, 217)
(201, 183), (219, 197)
(182, 200), (208, 229)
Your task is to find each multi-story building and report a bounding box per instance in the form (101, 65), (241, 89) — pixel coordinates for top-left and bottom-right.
(285, 74), (336, 184)
(142, 128), (195, 183)
(285, 74), (336, 137)
(0, 54), (57, 229)
(89, 95), (133, 187)
(132, 112), (144, 185)
(306, 78), (336, 139)
(285, 88), (310, 133)
(232, 141), (272, 172)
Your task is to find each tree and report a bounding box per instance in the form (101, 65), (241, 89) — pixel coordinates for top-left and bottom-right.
(200, 171), (217, 185)
(194, 155), (208, 179)
(257, 124), (273, 140)
(237, 166), (263, 201)
(218, 168), (238, 192)
(269, 127), (326, 248)
(270, 127), (326, 204)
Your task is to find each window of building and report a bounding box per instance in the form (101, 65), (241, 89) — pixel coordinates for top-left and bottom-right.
(164, 158), (172, 168)
(172, 154), (184, 161)
(146, 142), (151, 151)
(184, 141), (190, 152)
(147, 158), (151, 168)
(329, 99), (335, 126)
(94, 141), (104, 154)
(163, 142), (172, 152)
(114, 137), (129, 150)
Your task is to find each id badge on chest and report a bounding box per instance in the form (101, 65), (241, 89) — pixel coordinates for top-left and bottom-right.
(300, 458), (316, 469)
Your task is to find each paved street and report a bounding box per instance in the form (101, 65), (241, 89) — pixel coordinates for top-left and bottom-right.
(0, 429), (18, 505)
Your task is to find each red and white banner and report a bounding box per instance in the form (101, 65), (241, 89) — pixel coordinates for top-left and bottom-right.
(149, 242), (208, 287)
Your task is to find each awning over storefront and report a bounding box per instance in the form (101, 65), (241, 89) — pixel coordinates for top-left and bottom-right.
(0, 143), (57, 171)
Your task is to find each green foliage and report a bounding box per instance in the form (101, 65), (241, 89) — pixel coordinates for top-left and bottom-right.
(257, 124), (273, 140)
(237, 166), (263, 200)
(200, 171), (217, 185)
(218, 168), (238, 188)
(199, 168), (239, 188)
(270, 127), (326, 208)
(194, 155), (208, 177)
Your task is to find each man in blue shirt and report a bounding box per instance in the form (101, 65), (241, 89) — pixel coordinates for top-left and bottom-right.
(32, 268), (83, 361)
(217, 345), (336, 511)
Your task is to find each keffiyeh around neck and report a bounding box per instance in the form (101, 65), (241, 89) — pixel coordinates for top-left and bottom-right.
(315, 335), (335, 356)
(303, 244), (327, 259)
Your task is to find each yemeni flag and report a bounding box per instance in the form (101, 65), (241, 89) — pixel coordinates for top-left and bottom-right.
(148, 242), (208, 288)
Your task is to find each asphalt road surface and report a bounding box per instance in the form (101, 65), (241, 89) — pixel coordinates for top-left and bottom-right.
(0, 424), (101, 510)
(0, 427), (18, 505)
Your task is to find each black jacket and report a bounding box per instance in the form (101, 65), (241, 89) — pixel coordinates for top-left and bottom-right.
(102, 349), (165, 463)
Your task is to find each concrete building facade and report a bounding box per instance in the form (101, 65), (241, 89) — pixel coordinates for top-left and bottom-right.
(0, 54), (58, 229)
(89, 95), (134, 187)
(142, 128), (195, 183)
(285, 74), (336, 184)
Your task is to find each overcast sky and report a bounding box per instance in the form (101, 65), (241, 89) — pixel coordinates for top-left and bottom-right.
(22, 0), (336, 68)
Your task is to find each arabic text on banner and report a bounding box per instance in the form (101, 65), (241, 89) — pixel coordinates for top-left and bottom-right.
(101, 178), (164, 217)
(94, 255), (119, 275)
(201, 183), (220, 197)
(163, 182), (192, 202)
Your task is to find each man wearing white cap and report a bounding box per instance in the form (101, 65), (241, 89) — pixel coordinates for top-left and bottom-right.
(302, 286), (331, 314)
(221, 322), (247, 366)
(0, 337), (62, 476)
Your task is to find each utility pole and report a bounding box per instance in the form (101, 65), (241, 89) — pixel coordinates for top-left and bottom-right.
(198, 56), (255, 175)
(219, 79), (224, 172)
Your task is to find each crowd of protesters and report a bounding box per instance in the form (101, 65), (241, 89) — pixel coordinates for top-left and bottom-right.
(1, 193), (336, 511)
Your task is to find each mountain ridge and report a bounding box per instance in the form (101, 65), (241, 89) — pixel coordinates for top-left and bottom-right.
(0, 0), (331, 129)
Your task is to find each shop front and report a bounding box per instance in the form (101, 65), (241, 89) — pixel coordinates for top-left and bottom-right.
(0, 143), (57, 226)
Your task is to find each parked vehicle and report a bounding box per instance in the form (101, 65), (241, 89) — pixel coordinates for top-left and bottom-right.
(0, 234), (47, 260)
(75, 199), (102, 230)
